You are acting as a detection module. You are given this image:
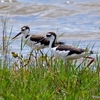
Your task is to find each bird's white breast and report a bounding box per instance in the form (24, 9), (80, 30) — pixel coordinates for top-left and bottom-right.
(51, 47), (70, 58)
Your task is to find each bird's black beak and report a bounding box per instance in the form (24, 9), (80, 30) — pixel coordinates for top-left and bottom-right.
(12, 32), (22, 39)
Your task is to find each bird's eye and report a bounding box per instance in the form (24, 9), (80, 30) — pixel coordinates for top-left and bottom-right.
(21, 28), (26, 31)
(22, 29), (24, 31)
(46, 34), (51, 37)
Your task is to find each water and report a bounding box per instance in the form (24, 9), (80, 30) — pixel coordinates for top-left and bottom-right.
(0, 0), (100, 56)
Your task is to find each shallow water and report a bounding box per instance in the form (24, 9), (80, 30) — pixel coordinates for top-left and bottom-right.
(0, 0), (100, 56)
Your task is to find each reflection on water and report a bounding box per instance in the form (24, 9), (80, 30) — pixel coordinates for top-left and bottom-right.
(0, 0), (100, 55)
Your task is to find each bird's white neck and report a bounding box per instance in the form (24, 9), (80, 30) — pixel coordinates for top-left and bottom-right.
(22, 31), (29, 38)
(49, 37), (56, 49)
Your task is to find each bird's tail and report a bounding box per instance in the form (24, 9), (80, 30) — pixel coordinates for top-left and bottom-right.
(90, 50), (93, 54)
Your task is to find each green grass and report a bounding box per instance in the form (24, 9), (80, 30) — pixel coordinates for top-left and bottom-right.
(0, 56), (100, 100)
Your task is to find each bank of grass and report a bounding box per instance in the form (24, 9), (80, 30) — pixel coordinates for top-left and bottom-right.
(0, 16), (100, 100)
(0, 55), (100, 100)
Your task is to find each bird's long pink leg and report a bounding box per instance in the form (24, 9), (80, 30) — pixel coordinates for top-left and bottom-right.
(85, 56), (94, 67)
(77, 56), (94, 69)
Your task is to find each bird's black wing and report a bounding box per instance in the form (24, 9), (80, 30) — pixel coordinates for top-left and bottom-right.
(30, 35), (50, 45)
(56, 45), (85, 56)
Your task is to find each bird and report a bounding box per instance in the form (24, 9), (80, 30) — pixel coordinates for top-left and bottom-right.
(12, 26), (64, 50)
(45, 32), (94, 67)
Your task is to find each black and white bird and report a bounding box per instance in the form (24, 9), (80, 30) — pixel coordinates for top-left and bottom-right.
(12, 26), (64, 50)
(45, 32), (94, 67)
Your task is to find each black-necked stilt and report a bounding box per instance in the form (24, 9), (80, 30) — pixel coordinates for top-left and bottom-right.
(12, 26), (64, 50)
(45, 32), (94, 67)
